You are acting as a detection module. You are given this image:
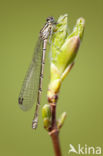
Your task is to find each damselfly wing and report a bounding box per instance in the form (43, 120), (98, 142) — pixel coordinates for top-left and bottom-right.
(18, 38), (43, 111)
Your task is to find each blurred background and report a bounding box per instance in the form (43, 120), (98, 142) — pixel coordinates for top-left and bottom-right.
(0, 0), (103, 156)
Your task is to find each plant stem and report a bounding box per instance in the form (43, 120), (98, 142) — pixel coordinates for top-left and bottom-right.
(50, 130), (61, 156)
(48, 100), (62, 156)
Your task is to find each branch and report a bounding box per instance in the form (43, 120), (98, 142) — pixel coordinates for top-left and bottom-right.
(48, 94), (61, 156)
(49, 129), (61, 156)
(42, 14), (85, 156)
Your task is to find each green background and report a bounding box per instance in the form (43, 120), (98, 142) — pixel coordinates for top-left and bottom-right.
(0, 0), (102, 156)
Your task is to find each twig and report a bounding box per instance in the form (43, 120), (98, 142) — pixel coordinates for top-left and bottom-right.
(49, 129), (61, 156)
(48, 96), (62, 156)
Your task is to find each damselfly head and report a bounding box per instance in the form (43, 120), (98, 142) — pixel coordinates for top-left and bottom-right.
(46, 17), (56, 24)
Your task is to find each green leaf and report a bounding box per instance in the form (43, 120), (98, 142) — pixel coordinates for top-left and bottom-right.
(48, 14), (85, 98)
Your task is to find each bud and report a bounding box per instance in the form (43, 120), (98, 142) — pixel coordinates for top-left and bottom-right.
(42, 104), (51, 129)
(43, 118), (51, 130)
(57, 112), (67, 129)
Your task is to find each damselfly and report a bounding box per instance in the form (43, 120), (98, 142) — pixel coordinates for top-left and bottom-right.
(18, 17), (56, 129)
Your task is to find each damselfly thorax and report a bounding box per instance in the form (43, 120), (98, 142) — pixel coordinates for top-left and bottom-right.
(18, 17), (56, 129)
